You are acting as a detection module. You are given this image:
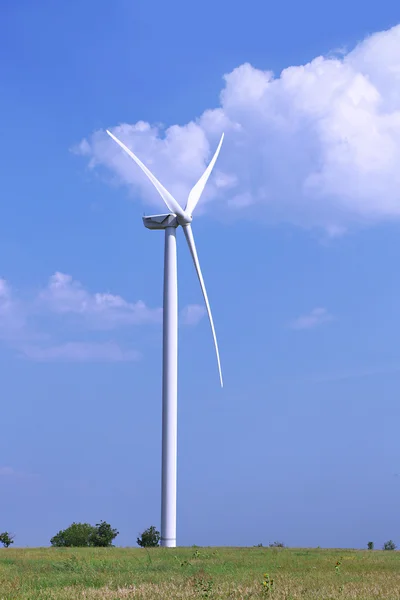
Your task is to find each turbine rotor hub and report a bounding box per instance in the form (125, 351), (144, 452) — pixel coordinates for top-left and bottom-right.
(176, 213), (192, 226)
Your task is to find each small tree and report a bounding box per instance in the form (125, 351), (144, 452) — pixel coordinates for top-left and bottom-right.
(0, 532), (14, 548)
(383, 540), (396, 551)
(137, 525), (160, 548)
(90, 521), (119, 547)
(367, 541), (374, 550)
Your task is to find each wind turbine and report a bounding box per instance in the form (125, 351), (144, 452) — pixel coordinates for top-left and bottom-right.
(106, 129), (224, 548)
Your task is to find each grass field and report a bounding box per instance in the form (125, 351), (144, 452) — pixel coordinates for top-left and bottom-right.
(1, 546), (400, 599)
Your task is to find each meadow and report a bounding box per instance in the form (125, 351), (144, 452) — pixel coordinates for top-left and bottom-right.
(0, 546), (400, 599)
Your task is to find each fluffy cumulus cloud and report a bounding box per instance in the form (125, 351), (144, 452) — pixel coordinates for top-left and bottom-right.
(76, 25), (400, 232)
(0, 273), (204, 362)
(289, 307), (334, 330)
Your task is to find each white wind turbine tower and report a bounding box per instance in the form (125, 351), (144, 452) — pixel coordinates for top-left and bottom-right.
(106, 129), (224, 548)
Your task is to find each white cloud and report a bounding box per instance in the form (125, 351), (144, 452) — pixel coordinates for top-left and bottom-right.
(0, 273), (204, 362)
(180, 304), (206, 326)
(21, 342), (141, 362)
(289, 307), (334, 330)
(76, 24), (400, 232)
(38, 272), (162, 328)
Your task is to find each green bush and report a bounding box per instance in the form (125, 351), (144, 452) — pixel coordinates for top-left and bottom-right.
(137, 525), (160, 547)
(0, 532), (14, 548)
(383, 540), (397, 551)
(89, 521), (119, 547)
(367, 541), (374, 550)
(50, 521), (118, 547)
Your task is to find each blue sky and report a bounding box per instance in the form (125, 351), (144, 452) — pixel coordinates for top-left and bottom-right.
(1, 0), (400, 548)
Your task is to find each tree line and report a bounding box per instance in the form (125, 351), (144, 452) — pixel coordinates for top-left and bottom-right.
(0, 528), (398, 550)
(49, 522), (160, 547)
(0, 524), (160, 548)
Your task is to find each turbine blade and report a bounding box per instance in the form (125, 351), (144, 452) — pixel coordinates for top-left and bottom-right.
(183, 224), (223, 387)
(185, 133), (224, 216)
(106, 129), (187, 219)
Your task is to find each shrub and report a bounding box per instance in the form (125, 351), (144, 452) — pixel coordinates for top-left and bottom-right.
(51, 522), (94, 547)
(0, 532), (14, 548)
(89, 521), (119, 547)
(269, 541), (285, 548)
(367, 541), (374, 550)
(50, 521), (118, 547)
(383, 540), (396, 551)
(137, 525), (160, 547)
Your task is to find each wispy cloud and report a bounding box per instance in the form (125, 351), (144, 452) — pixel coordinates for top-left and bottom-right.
(77, 24), (400, 233)
(309, 364), (400, 383)
(0, 466), (15, 476)
(180, 304), (206, 326)
(37, 272), (162, 328)
(0, 279), (29, 342)
(0, 273), (202, 362)
(21, 342), (141, 363)
(0, 466), (37, 480)
(289, 307), (334, 330)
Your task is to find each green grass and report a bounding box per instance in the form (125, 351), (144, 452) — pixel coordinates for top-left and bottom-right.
(0, 546), (400, 599)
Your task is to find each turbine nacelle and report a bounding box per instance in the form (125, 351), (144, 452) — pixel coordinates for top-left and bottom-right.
(142, 213), (193, 230)
(143, 214), (179, 230)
